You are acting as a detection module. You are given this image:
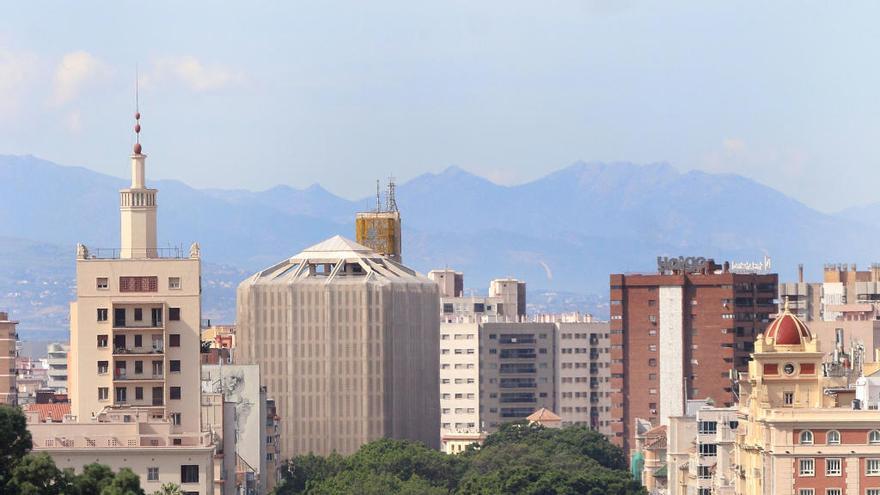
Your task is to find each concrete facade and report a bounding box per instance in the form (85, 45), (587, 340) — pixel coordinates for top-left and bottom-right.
(236, 236), (440, 457)
(0, 312), (17, 405)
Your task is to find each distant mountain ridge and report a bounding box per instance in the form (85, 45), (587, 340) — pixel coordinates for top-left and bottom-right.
(1, 154), (876, 337)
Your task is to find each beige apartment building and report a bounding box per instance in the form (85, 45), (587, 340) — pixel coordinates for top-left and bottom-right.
(556, 321), (612, 433)
(236, 236), (440, 457)
(0, 311), (18, 405)
(31, 122), (215, 494)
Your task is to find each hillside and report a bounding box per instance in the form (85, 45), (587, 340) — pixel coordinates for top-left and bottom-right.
(1, 154), (874, 339)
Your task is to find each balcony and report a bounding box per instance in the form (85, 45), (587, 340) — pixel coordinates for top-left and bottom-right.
(79, 246), (192, 260)
(113, 322), (164, 331)
(113, 347), (164, 356)
(113, 372), (164, 382)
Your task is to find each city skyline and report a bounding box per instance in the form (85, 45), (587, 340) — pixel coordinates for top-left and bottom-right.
(2, 2), (879, 212)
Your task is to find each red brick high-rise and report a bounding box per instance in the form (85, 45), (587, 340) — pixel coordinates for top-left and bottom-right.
(609, 258), (777, 451)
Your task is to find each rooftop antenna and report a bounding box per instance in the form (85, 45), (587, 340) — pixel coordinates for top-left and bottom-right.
(386, 175), (398, 212)
(375, 179), (382, 213)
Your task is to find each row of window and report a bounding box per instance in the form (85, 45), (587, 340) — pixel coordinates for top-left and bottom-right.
(441, 393), (476, 399)
(440, 363), (475, 369)
(799, 458), (880, 477)
(98, 386), (183, 401)
(800, 430), (880, 445)
(441, 408), (476, 414)
(97, 360), (180, 374)
(96, 277), (181, 291)
(797, 490), (880, 495)
(98, 334), (181, 348)
(97, 307), (181, 323)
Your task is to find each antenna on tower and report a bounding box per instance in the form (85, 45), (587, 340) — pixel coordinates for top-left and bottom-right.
(375, 179), (382, 213)
(386, 176), (398, 212)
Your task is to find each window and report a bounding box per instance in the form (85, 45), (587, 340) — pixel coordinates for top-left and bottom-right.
(870, 430), (880, 444)
(825, 490), (841, 495)
(698, 421), (718, 435)
(170, 360), (181, 373)
(97, 361), (108, 374)
(180, 465), (199, 484)
(800, 430), (814, 445)
(169, 334), (181, 347)
(867, 490), (880, 495)
(135, 387), (144, 401)
(98, 387), (108, 401)
(97, 308), (108, 321)
(115, 387), (127, 403)
(147, 467), (159, 481)
(134, 308), (143, 321)
(134, 334), (142, 347)
(697, 465), (711, 479)
(170, 387), (181, 400)
(442, 303), (453, 314)
(827, 430), (840, 445)
(171, 413), (182, 425)
(826, 458), (841, 476)
(798, 490), (814, 495)
(169, 277), (181, 289)
(784, 392), (794, 405)
(869, 459), (880, 475)
(97, 277), (109, 289)
(135, 361), (143, 374)
(169, 308), (181, 321)
(799, 458), (815, 476)
(119, 276), (158, 292)
(648, 358), (657, 367)
(97, 335), (108, 348)
(698, 443), (717, 456)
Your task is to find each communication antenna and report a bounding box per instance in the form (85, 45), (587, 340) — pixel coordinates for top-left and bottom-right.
(375, 179), (382, 213)
(386, 176), (398, 212)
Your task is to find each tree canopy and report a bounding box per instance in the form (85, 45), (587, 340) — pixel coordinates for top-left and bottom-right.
(274, 423), (645, 495)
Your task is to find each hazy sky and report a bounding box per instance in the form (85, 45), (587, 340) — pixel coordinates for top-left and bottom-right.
(1, 2), (877, 212)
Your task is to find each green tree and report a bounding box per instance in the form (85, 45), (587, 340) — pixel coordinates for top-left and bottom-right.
(0, 405), (32, 492)
(151, 482), (183, 495)
(100, 468), (145, 495)
(6, 453), (74, 495)
(274, 425), (644, 495)
(74, 463), (116, 495)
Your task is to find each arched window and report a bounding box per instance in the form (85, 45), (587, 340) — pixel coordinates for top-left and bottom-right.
(827, 430), (841, 445)
(869, 430), (880, 444)
(799, 430), (814, 445)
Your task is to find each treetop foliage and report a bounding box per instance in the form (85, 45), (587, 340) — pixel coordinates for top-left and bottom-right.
(273, 422), (645, 495)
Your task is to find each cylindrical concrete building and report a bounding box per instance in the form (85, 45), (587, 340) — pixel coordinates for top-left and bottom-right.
(236, 235), (440, 457)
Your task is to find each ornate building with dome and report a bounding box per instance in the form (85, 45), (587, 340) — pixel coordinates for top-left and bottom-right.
(734, 302), (880, 495)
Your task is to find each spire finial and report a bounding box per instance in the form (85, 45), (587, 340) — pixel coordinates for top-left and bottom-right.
(133, 67), (142, 155)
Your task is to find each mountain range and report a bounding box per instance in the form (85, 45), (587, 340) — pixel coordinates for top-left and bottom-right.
(0, 154), (875, 339)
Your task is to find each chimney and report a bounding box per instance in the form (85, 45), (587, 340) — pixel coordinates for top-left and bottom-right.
(798, 264), (804, 284)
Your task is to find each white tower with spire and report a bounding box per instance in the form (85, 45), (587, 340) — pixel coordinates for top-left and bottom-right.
(120, 109), (158, 258)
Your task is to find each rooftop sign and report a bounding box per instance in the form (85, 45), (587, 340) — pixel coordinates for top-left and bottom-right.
(657, 256), (707, 273)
